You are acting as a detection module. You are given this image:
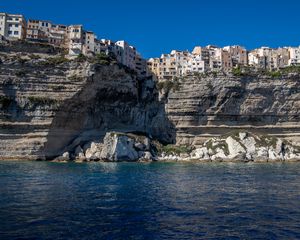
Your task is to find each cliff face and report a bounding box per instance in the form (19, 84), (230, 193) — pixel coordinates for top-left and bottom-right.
(0, 45), (174, 160)
(165, 73), (300, 145)
(1, 44), (300, 161)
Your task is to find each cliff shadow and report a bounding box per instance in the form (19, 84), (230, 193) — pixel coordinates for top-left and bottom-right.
(43, 64), (176, 159)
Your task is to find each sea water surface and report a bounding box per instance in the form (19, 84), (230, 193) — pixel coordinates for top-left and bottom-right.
(0, 161), (300, 240)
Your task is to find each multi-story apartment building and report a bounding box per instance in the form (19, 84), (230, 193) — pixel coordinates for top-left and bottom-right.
(48, 24), (67, 46)
(158, 53), (174, 80)
(115, 40), (137, 69)
(82, 31), (96, 54)
(66, 25), (84, 55)
(147, 50), (204, 80)
(172, 50), (190, 75)
(193, 45), (232, 72)
(157, 51), (186, 80)
(276, 48), (290, 68)
(192, 46), (210, 69)
(147, 58), (160, 78)
(95, 39), (112, 54)
(0, 13), (26, 40)
(207, 45), (223, 71)
(248, 47), (290, 70)
(65, 25), (95, 56)
(223, 45), (247, 67)
(95, 39), (124, 63)
(26, 19), (51, 42)
(26, 19), (67, 46)
(288, 47), (300, 66)
(186, 54), (205, 74)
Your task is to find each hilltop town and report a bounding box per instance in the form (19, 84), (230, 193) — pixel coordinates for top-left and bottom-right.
(1, 12), (300, 82)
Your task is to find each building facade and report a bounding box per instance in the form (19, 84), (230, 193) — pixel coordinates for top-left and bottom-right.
(223, 45), (247, 67)
(288, 47), (300, 66)
(115, 40), (137, 69)
(0, 13), (26, 40)
(66, 25), (84, 55)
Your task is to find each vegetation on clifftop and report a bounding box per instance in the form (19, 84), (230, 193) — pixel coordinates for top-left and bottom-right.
(40, 56), (69, 66)
(157, 78), (180, 92)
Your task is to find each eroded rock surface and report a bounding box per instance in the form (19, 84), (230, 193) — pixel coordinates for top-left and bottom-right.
(0, 43), (174, 160)
(159, 132), (300, 162)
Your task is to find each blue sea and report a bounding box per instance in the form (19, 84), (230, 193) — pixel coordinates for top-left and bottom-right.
(0, 161), (300, 240)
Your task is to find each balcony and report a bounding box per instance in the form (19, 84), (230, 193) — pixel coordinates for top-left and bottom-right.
(70, 43), (82, 50)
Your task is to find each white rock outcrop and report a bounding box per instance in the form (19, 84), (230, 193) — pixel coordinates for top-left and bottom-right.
(162, 132), (300, 163)
(225, 136), (246, 159)
(73, 132), (153, 162)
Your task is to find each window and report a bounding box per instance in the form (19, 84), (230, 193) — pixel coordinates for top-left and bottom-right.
(15, 24), (19, 27)
(14, 31), (19, 35)
(9, 24), (12, 27)
(15, 18), (19, 21)
(8, 30), (12, 35)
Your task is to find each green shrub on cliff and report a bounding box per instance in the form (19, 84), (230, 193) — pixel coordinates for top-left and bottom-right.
(205, 139), (230, 155)
(41, 56), (69, 66)
(28, 96), (59, 105)
(268, 71), (282, 78)
(232, 66), (243, 76)
(76, 53), (87, 62)
(94, 53), (110, 65)
(158, 144), (194, 155)
(68, 74), (84, 81)
(157, 79), (180, 92)
(281, 65), (300, 74)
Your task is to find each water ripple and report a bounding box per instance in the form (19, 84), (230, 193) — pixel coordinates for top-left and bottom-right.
(0, 161), (300, 239)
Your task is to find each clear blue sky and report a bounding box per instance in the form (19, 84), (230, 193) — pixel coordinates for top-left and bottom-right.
(1, 0), (300, 58)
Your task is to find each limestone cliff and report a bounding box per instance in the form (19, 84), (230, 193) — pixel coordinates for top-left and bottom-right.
(164, 72), (300, 145)
(1, 42), (300, 161)
(0, 43), (174, 160)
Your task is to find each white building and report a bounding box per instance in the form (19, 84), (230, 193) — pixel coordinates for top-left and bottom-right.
(115, 40), (137, 69)
(288, 47), (300, 66)
(248, 51), (260, 66)
(65, 25), (96, 56)
(207, 45), (223, 71)
(185, 54), (205, 74)
(0, 13), (26, 40)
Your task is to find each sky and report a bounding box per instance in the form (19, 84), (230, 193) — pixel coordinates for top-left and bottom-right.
(1, 0), (300, 58)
